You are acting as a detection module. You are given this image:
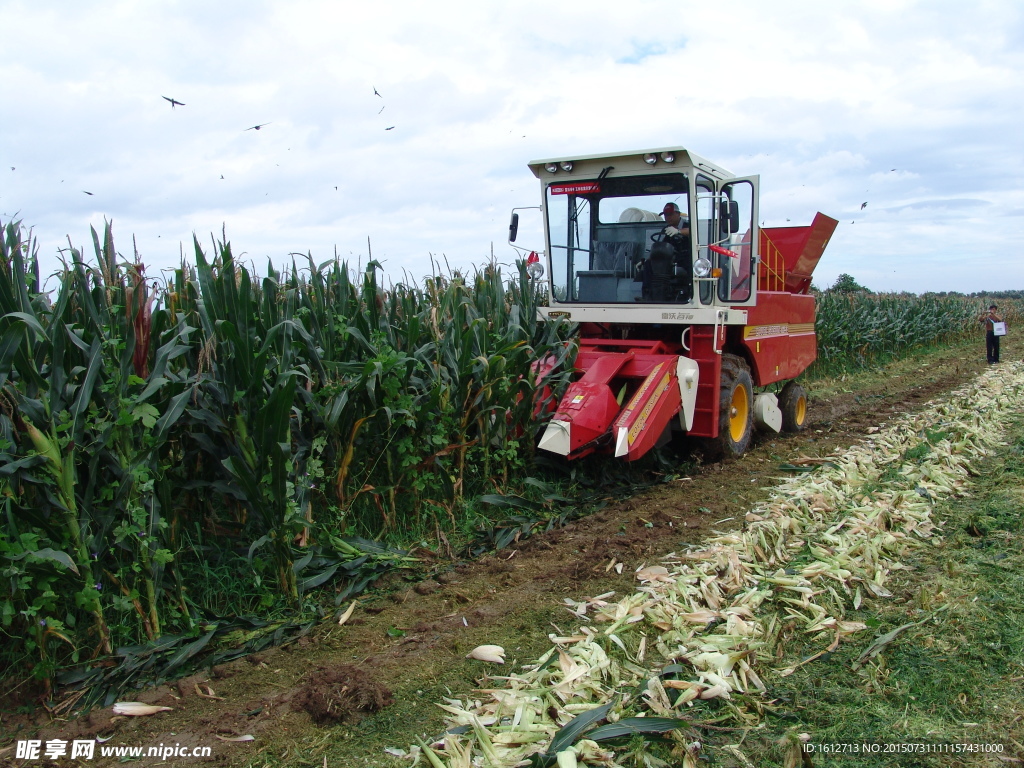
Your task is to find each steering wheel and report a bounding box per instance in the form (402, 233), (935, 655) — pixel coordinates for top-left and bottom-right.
(650, 230), (670, 244)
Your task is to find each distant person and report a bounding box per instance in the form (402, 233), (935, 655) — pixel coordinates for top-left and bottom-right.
(980, 304), (1004, 364)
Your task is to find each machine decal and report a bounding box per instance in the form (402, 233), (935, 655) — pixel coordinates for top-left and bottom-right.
(744, 324), (789, 339)
(549, 182), (601, 195)
(743, 323), (817, 339)
(619, 366), (659, 419)
(626, 370), (672, 445)
(661, 312), (696, 320)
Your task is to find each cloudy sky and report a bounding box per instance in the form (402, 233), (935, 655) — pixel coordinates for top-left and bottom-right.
(2, 0), (1022, 294)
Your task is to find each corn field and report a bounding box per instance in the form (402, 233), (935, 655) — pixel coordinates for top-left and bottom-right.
(0, 217), (1008, 689)
(0, 220), (573, 684)
(810, 291), (1000, 376)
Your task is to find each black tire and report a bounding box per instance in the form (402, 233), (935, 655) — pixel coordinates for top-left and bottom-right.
(779, 381), (808, 432)
(709, 354), (754, 459)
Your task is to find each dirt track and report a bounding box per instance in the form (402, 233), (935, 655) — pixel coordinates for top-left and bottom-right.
(4, 338), (1008, 767)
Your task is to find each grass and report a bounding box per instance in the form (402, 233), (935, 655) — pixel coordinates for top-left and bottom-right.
(804, 335), (976, 394)
(241, 604), (575, 767)
(747, 413), (1024, 767)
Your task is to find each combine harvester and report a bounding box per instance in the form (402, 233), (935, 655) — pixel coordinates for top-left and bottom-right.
(508, 147), (837, 461)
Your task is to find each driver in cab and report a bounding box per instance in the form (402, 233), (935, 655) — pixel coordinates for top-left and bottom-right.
(660, 202), (690, 240)
(641, 202), (693, 302)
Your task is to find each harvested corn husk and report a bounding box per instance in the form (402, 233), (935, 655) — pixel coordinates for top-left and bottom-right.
(405, 363), (1024, 767)
(466, 644), (506, 663)
(337, 599), (358, 626)
(112, 702), (172, 716)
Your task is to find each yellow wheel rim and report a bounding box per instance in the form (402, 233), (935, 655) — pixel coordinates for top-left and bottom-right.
(795, 395), (807, 426)
(728, 383), (749, 442)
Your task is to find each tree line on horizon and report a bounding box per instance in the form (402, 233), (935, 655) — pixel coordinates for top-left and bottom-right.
(814, 273), (1022, 299)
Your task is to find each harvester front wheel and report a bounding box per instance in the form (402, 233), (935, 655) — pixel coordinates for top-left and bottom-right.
(712, 354), (754, 459)
(779, 381), (808, 432)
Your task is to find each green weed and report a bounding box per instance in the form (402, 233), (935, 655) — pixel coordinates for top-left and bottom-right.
(746, 417), (1024, 766)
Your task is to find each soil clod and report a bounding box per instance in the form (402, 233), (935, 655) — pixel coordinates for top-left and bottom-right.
(294, 665), (393, 725)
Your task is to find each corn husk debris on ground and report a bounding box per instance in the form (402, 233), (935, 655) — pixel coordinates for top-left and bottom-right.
(404, 362), (1024, 767)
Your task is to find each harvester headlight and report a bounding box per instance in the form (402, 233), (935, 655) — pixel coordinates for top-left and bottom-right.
(643, 153), (658, 165)
(544, 162), (559, 173)
(527, 260), (545, 280)
(661, 152), (675, 163)
(693, 257), (712, 278)
(560, 161), (574, 172)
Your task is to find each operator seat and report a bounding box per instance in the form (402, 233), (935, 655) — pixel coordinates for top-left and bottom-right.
(642, 245), (674, 302)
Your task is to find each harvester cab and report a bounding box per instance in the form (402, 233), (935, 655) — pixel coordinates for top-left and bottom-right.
(510, 147), (838, 462)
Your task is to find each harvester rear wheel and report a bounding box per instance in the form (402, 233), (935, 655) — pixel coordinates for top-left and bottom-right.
(710, 354), (754, 459)
(779, 381), (808, 432)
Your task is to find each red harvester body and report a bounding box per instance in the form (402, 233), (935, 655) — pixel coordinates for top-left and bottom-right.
(511, 148), (838, 460)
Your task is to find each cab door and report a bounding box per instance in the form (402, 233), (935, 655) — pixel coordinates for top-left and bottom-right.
(714, 176), (759, 307)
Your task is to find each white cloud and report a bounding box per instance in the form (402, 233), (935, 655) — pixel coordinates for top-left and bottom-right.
(2, 0), (1023, 294)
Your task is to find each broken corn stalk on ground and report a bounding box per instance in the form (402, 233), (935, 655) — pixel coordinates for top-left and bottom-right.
(407, 362), (1024, 767)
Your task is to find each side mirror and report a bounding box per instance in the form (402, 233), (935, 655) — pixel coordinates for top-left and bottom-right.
(718, 201), (730, 237)
(508, 212), (519, 243)
(729, 201), (740, 234)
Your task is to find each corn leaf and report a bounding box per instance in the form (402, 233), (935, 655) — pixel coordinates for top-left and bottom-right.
(534, 702), (614, 767)
(587, 717), (688, 741)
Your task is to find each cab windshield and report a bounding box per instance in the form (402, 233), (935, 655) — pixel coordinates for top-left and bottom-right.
(545, 173), (692, 304)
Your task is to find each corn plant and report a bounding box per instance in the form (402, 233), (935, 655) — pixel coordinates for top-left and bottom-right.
(0, 222), (192, 667)
(0, 217), (574, 688)
(812, 292), (980, 376)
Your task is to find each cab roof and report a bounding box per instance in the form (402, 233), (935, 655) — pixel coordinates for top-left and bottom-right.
(527, 147), (735, 181)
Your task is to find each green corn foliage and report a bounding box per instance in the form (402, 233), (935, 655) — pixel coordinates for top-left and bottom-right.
(6, 213), (1008, 687)
(0, 219), (573, 684)
(811, 292), (989, 377)
(7, 213), (1007, 686)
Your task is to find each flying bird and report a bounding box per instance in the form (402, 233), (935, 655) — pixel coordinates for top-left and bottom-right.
(378, 105), (385, 114)
(162, 96), (185, 108)
(860, 202), (868, 210)
(245, 123), (271, 131)
(220, 175), (225, 179)
(385, 126), (395, 131)
(82, 191), (93, 195)
(373, 87), (382, 97)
